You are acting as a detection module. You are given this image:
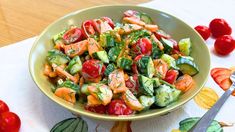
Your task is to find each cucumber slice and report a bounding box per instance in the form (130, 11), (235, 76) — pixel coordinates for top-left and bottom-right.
(152, 77), (160, 88)
(154, 85), (180, 107)
(117, 57), (133, 70)
(108, 47), (121, 62)
(139, 95), (155, 110)
(137, 56), (155, 78)
(151, 39), (164, 59)
(53, 30), (66, 44)
(140, 13), (153, 24)
(104, 63), (116, 76)
(176, 57), (199, 76)
(47, 49), (70, 65)
(160, 38), (173, 53)
(66, 56), (82, 75)
(178, 38), (192, 56)
(138, 75), (154, 96)
(93, 51), (109, 63)
(160, 54), (179, 69)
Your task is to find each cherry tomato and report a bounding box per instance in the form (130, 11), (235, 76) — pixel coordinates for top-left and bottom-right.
(214, 35), (235, 55)
(101, 17), (115, 28)
(107, 99), (133, 115)
(125, 74), (139, 95)
(84, 105), (106, 114)
(194, 25), (211, 40)
(63, 28), (84, 44)
(0, 112), (21, 132)
(123, 10), (139, 18)
(81, 20), (96, 38)
(82, 60), (106, 80)
(154, 30), (171, 40)
(132, 55), (144, 74)
(131, 38), (152, 56)
(163, 69), (179, 84)
(209, 18), (232, 38)
(0, 100), (9, 114)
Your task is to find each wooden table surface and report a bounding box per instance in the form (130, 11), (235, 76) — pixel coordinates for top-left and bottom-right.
(0, 0), (150, 47)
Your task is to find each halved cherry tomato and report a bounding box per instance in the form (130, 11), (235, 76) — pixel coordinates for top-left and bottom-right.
(107, 99), (133, 115)
(0, 112), (21, 132)
(101, 17), (115, 28)
(0, 100), (9, 114)
(154, 30), (171, 40)
(123, 10), (139, 18)
(194, 25), (211, 40)
(163, 69), (179, 84)
(214, 35), (235, 55)
(81, 20), (96, 38)
(82, 60), (106, 81)
(125, 74), (139, 95)
(131, 38), (152, 56)
(92, 19), (113, 34)
(209, 18), (232, 38)
(62, 27), (84, 44)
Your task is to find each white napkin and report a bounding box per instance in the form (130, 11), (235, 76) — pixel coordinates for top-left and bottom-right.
(1, 0), (235, 131)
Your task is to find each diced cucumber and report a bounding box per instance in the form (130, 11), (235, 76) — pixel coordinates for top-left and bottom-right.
(160, 54), (179, 69)
(178, 38), (192, 56)
(93, 51), (109, 63)
(99, 33), (115, 48)
(108, 47), (121, 62)
(154, 85), (180, 107)
(66, 56), (82, 75)
(140, 13), (153, 24)
(138, 75), (154, 96)
(47, 49), (70, 65)
(57, 80), (80, 93)
(152, 77), (160, 88)
(151, 39), (164, 59)
(176, 57), (199, 76)
(137, 56), (155, 78)
(139, 96), (155, 110)
(53, 30), (66, 44)
(104, 63), (116, 76)
(160, 38), (173, 53)
(81, 84), (89, 95)
(117, 57), (133, 70)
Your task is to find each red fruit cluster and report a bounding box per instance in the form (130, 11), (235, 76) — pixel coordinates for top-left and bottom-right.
(194, 18), (235, 56)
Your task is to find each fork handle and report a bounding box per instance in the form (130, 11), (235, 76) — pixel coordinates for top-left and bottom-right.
(189, 83), (235, 132)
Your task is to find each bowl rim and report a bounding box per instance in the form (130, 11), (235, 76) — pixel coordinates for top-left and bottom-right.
(29, 4), (210, 121)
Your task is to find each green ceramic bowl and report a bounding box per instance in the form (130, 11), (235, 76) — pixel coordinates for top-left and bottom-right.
(29, 5), (210, 121)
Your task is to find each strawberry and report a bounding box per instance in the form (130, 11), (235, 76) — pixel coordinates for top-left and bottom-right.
(107, 99), (134, 115)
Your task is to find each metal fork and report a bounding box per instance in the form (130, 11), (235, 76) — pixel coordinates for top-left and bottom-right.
(189, 71), (235, 132)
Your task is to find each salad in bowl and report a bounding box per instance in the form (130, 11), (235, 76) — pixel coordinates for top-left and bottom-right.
(43, 10), (199, 116)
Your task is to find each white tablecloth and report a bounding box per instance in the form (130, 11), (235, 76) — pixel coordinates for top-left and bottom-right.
(1, 0), (235, 131)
